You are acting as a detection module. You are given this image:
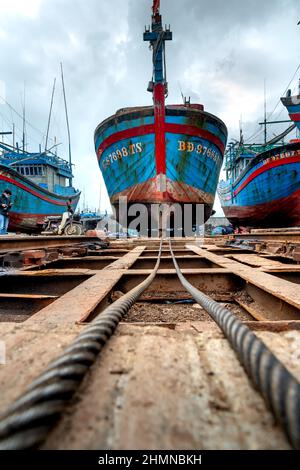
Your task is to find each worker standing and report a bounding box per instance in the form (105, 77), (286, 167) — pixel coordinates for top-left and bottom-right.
(0, 189), (13, 235)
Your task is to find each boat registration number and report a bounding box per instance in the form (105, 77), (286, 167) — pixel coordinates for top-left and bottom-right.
(178, 140), (221, 165)
(102, 142), (143, 170)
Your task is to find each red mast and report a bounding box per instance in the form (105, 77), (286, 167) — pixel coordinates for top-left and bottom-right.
(152, 0), (160, 16)
(144, 0), (172, 178)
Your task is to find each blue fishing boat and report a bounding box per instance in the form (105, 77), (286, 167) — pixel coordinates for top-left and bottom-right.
(0, 65), (80, 232)
(0, 142), (80, 232)
(218, 87), (300, 227)
(94, 0), (227, 225)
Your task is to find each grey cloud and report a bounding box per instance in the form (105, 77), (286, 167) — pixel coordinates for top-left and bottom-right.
(0, 0), (299, 213)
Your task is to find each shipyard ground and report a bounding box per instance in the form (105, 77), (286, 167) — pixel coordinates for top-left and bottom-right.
(0, 233), (300, 450)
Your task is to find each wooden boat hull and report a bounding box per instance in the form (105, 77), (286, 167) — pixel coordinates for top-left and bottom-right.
(94, 105), (227, 223)
(0, 165), (80, 232)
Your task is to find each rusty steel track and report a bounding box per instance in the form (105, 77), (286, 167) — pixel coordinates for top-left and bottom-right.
(1, 238), (300, 449)
(0, 235), (101, 254)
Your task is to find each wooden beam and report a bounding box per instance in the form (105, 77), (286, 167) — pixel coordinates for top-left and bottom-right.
(26, 246), (146, 324)
(187, 244), (300, 312)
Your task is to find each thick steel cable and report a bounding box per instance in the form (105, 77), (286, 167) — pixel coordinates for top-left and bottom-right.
(169, 240), (300, 449)
(0, 242), (162, 450)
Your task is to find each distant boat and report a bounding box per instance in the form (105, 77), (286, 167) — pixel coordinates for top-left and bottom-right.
(0, 143), (80, 232)
(0, 64), (80, 232)
(218, 87), (300, 227)
(94, 1), (227, 226)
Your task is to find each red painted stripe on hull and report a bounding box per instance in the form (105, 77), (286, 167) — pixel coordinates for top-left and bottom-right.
(97, 123), (225, 161)
(289, 113), (300, 122)
(165, 123), (225, 153)
(0, 175), (70, 206)
(97, 124), (155, 158)
(234, 155), (300, 196)
(154, 83), (166, 174)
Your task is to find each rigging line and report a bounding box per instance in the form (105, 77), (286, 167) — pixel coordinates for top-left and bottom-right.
(0, 107), (25, 144)
(45, 78), (56, 151)
(268, 63), (300, 120)
(245, 64), (300, 144)
(0, 92), (56, 145)
(3, 110), (46, 148)
(244, 126), (264, 143)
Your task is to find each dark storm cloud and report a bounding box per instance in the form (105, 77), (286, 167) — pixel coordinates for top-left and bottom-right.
(0, 0), (299, 212)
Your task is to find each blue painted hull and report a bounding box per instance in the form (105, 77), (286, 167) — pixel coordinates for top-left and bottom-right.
(0, 165), (80, 232)
(95, 105), (227, 221)
(218, 143), (300, 227)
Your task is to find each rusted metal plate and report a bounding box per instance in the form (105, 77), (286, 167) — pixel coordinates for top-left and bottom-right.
(26, 247), (146, 324)
(0, 235), (100, 253)
(104, 246), (146, 270)
(187, 244), (300, 319)
(227, 254), (287, 269)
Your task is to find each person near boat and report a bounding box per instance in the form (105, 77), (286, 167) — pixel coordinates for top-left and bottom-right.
(0, 189), (13, 235)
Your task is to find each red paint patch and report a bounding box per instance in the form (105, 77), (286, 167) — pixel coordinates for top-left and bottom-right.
(289, 113), (300, 122)
(153, 83), (166, 175)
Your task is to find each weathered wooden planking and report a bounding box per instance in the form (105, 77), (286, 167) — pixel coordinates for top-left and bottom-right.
(187, 244), (300, 312)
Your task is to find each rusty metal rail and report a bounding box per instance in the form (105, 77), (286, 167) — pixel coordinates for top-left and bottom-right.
(169, 240), (300, 449)
(1, 238), (300, 449)
(0, 235), (102, 254)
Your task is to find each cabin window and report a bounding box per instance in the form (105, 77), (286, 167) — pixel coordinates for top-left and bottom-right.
(25, 167), (29, 175)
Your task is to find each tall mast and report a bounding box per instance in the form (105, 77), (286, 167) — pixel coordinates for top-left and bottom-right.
(264, 79), (267, 145)
(144, 0), (172, 178)
(22, 83), (26, 152)
(60, 62), (73, 187)
(45, 77), (56, 152)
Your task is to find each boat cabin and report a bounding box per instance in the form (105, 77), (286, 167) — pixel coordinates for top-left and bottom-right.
(0, 144), (75, 196)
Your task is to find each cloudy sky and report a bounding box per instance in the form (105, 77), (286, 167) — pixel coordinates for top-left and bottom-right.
(0, 0), (299, 215)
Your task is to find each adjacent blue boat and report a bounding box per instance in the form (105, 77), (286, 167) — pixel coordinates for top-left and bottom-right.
(0, 142), (80, 232)
(218, 88), (300, 227)
(94, 1), (227, 224)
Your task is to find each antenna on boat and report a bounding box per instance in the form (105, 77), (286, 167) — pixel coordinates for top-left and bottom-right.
(22, 83), (26, 152)
(239, 115), (244, 145)
(45, 77), (56, 152)
(178, 81), (185, 104)
(263, 79), (267, 145)
(60, 62), (72, 187)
